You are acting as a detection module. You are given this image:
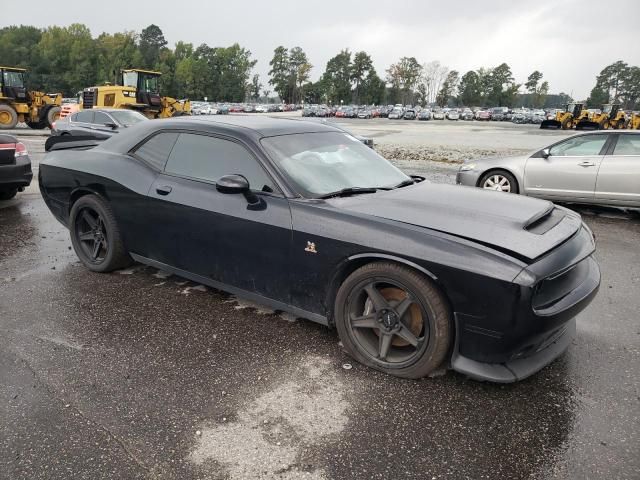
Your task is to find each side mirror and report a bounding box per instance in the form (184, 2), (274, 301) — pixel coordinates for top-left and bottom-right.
(216, 174), (250, 194)
(542, 148), (550, 159)
(105, 122), (117, 129)
(216, 174), (263, 209)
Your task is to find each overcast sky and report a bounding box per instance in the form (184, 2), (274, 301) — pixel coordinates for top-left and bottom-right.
(4, 0), (639, 99)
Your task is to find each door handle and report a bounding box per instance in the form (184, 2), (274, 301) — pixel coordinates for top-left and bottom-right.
(156, 185), (172, 195)
(578, 161), (596, 167)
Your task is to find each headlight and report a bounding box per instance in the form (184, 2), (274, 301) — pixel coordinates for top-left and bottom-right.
(459, 163), (476, 171)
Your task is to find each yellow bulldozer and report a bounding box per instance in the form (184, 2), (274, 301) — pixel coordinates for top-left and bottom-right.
(0, 66), (62, 130)
(628, 112), (640, 130)
(81, 69), (190, 118)
(576, 104), (627, 130)
(540, 102), (585, 130)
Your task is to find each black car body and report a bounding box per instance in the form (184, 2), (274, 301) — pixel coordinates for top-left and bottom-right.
(51, 108), (148, 139)
(0, 134), (32, 200)
(39, 117), (600, 382)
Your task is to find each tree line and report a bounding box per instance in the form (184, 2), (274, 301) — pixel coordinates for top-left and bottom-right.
(1, 23), (638, 109)
(0, 24), (256, 102)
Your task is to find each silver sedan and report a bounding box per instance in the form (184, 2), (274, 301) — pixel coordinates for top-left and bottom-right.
(456, 131), (640, 208)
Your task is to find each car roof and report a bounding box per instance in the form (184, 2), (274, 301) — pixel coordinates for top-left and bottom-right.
(177, 115), (341, 136)
(97, 115), (343, 154)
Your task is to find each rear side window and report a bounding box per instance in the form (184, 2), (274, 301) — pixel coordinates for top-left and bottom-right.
(613, 135), (640, 156)
(75, 110), (94, 123)
(133, 132), (179, 170)
(164, 133), (276, 192)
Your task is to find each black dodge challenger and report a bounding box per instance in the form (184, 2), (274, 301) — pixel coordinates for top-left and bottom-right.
(39, 116), (600, 382)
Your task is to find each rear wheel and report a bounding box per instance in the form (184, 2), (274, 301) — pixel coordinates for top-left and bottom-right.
(0, 105), (18, 129)
(69, 195), (132, 272)
(26, 120), (47, 129)
(46, 106), (61, 127)
(335, 262), (451, 379)
(479, 170), (519, 193)
(0, 188), (18, 200)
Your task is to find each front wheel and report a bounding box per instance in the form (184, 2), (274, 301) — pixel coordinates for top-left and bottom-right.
(46, 106), (61, 128)
(479, 170), (519, 193)
(0, 104), (18, 129)
(335, 262), (451, 379)
(69, 194), (132, 272)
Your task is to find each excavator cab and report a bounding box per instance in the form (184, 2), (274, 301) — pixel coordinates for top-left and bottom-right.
(570, 103), (583, 118)
(0, 67), (28, 103)
(121, 69), (162, 108)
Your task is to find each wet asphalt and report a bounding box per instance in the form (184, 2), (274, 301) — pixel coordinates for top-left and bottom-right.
(1, 136), (639, 480)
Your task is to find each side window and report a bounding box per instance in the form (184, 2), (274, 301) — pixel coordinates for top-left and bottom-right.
(75, 110), (94, 123)
(93, 111), (112, 126)
(164, 133), (276, 192)
(550, 135), (608, 157)
(133, 132), (179, 171)
(613, 135), (640, 156)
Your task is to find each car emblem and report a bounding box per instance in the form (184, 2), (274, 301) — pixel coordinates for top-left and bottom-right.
(304, 241), (317, 254)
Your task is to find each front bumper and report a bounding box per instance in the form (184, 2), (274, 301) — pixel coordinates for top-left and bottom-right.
(450, 226), (600, 382)
(0, 156), (33, 190)
(455, 169), (481, 187)
(451, 317), (576, 383)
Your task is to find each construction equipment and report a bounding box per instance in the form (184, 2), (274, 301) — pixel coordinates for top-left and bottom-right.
(576, 104), (627, 130)
(540, 103), (585, 130)
(0, 66), (62, 130)
(81, 69), (190, 118)
(628, 112), (640, 130)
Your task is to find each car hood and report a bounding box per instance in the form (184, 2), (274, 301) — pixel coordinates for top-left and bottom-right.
(329, 181), (582, 262)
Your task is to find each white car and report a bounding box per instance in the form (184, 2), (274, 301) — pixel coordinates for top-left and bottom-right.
(447, 111), (460, 120)
(255, 105), (269, 113)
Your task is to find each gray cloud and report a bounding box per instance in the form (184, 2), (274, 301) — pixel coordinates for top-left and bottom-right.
(4, 0), (639, 99)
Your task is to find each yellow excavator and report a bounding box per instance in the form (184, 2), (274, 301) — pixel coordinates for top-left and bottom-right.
(81, 69), (190, 118)
(0, 66), (62, 130)
(540, 103), (585, 130)
(576, 104), (627, 130)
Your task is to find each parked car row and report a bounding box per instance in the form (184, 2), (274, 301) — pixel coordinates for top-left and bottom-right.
(300, 104), (577, 125)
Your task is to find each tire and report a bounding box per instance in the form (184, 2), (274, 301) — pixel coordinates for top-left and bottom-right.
(46, 106), (61, 128)
(479, 170), (519, 194)
(0, 104), (18, 129)
(69, 194), (132, 273)
(26, 120), (47, 129)
(334, 262), (451, 379)
(0, 188), (18, 200)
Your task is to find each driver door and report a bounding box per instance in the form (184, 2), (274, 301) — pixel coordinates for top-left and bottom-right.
(524, 134), (610, 202)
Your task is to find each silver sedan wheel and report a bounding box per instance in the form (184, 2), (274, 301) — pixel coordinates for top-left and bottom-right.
(482, 174), (512, 192)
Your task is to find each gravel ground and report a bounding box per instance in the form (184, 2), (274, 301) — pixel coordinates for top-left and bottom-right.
(375, 143), (528, 163)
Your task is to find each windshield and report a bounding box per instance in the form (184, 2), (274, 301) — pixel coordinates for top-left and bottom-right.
(139, 74), (159, 93)
(110, 110), (147, 126)
(122, 71), (138, 88)
(261, 132), (410, 198)
(2, 70), (24, 88)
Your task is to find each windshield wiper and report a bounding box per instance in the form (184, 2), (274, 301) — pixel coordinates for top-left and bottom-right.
(318, 187), (380, 199)
(393, 179), (416, 189)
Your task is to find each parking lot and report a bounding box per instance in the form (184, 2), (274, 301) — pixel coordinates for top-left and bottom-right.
(1, 125), (639, 480)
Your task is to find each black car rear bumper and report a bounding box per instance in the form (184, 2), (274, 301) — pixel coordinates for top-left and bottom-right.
(0, 156), (33, 190)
